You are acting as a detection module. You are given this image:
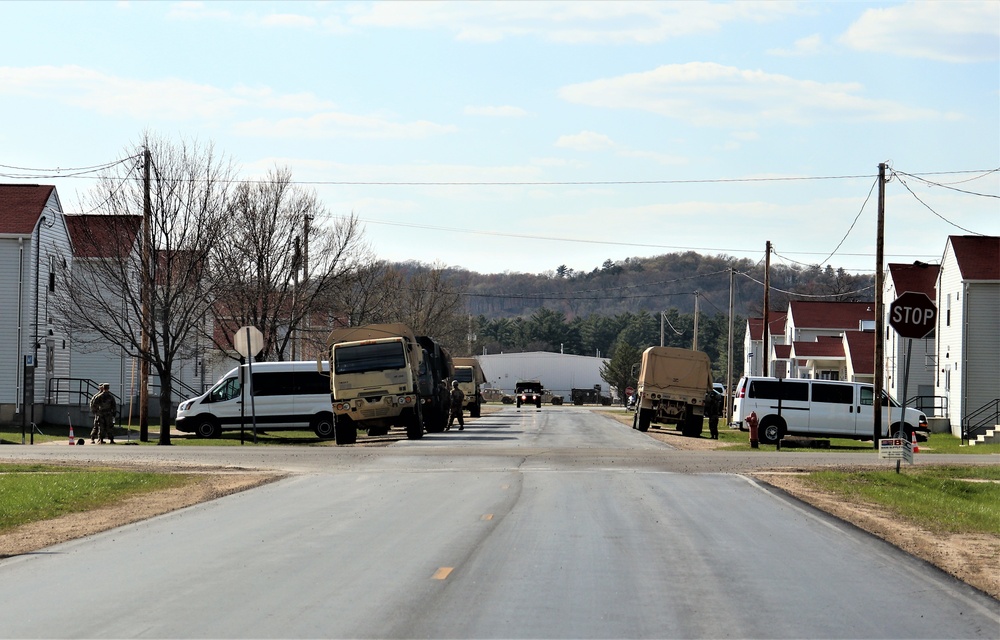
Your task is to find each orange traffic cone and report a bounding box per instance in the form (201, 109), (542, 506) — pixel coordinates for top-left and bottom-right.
(911, 431), (919, 454)
(68, 424), (75, 445)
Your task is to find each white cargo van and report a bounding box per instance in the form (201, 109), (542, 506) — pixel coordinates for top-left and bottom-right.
(732, 376), (928, 445)
(176, 361), (333, 438)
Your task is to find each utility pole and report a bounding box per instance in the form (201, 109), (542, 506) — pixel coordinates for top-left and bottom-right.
(726, 268), (735, 422)
(762, 241), (771, 378)
(873, 163), (887, 447)
(692, 291), (700, 351)
(139, 147), (151, 442)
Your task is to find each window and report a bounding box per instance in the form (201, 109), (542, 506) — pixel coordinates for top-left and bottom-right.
(208, 377), (241, 402)
(334, 342), (407, 375)
(295, 371), (330, 394)
(812, 383), (852, 405)
(251, 372), (295, 396)
(748, 380), (808, 401)
(453, 368), (474, 383)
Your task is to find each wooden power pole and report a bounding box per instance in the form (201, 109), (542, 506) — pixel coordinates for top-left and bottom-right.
(762, 241), (771, 377)
(873, 162), (887, 446)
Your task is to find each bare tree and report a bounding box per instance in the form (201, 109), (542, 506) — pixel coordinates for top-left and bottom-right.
(59, 134), (234, 444)
(207, 168), (367, 362)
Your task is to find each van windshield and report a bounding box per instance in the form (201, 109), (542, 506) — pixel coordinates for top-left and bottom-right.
(335, 342), (406, 375)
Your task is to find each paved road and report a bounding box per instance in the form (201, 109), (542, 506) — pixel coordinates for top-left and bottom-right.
(1, 407), (997, 638)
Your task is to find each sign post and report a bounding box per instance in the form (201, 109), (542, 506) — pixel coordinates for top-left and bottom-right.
(234, 326), (264, 445)
(885, 292), (936, 469)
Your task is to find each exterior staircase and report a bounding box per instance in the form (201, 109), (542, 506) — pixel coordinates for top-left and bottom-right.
(968, 425), (1000, 446)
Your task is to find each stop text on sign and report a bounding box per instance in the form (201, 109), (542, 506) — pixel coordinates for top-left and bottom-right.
(891, 305), (935, 326)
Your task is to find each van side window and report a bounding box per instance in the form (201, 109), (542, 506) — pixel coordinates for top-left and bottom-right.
(296, 371), (330, 394)
(209, 378), (241, 403)
(812, 383), (853, 404)
(860, 387), (874, 406)
(252, 372), (294, 396)
(749, 380), (808, 401)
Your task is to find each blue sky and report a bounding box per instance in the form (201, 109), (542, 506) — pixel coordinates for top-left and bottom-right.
(1, 1), (997, 275)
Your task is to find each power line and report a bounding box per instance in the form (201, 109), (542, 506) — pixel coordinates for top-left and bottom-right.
(736, 271), (874, 298)
(893, 167), (1000, 197)
(891, 170), (985, 235)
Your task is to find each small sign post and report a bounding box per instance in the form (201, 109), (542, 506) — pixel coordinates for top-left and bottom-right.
(879, 437), (913, 473)
(234, 326), (264, 445)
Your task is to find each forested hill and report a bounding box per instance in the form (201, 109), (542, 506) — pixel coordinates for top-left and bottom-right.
(411, 251), (876, 321)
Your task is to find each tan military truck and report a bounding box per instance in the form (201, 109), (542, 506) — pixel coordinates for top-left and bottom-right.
(326, 323), (425, 444)
(452, 357), (485, 418)
(632, 346), (713, 437)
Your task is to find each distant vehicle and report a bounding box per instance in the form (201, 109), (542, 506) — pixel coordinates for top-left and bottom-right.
(175, 361), (334, 439)
(453, 357), (486, 417)
(732, 376), (929, 445)
(515, 380), (543, 409)
(632, 346), (714, 437)
(571, 387), (612, 406)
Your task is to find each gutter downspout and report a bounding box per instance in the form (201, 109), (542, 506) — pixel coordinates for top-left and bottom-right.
(16, 237), (24, 413)
(962, 281), (970, 435)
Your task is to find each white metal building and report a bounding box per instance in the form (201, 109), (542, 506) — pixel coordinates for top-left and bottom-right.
(477, 351), (610, 399)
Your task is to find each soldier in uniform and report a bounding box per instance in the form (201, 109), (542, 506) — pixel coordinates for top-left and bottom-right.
(448, 380), (465, 431)
(89, 383), (117, 444)
(706, 390), (721, 440)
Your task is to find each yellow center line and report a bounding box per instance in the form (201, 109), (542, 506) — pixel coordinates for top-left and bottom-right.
(433, 567), (453, 580)
(481, 514), (493, 520)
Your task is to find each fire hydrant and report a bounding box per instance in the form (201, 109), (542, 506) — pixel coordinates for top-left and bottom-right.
(746, 411), (759, 449)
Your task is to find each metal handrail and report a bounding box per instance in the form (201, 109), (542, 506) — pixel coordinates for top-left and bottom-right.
(47, 374), (202, 408)
(903, 394), (948, 417)
(963, 398), (1000, 443)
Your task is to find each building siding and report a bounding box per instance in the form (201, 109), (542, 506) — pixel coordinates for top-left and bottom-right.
(963, 282), (1000, 423)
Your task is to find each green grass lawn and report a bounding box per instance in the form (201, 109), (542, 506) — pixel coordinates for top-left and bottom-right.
(0, 464), (195, 533)
(802, 465), (1000, 535)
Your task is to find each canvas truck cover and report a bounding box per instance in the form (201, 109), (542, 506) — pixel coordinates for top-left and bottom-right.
(326, 322), (417, 347)
(453, 357), (486, 385)
(638, 346), (713, 398)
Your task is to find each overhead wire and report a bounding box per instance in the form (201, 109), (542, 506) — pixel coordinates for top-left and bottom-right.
(890, 170), (985, 235)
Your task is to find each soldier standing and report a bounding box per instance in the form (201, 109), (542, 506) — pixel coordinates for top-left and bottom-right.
(89, 383), (117, 444)
(448, 380), (465, 431)
(706, 390), (721, 440)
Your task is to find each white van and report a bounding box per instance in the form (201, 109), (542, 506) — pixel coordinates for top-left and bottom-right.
(176, 361), (333, 438)
(732, 376), (928, 445)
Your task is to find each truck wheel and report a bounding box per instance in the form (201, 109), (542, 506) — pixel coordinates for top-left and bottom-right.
(424, 408), (445, 433)
(335, 416), (358, 445)
(637, 408), (651, 432)
(194, 416), (221, 439)
(406, 411), (424, 439)
(758, 418), (782, 445)
(681, 414), (703, 438)
(312, 413), (335, 439)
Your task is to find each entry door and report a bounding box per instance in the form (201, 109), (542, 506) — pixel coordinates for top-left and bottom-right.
(809, 382), (855, 436)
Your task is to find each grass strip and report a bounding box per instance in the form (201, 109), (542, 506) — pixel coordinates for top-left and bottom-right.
(802, 466), (1000, 535)
(0, 466), (194, 532)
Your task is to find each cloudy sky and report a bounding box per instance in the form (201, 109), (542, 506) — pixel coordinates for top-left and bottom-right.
(1, 1), (997, 275)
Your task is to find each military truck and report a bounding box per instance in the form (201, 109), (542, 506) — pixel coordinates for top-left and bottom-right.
(415, 335), (455, 432)
(514, 380), (544, 409)
(326, 323), (425, 444)
(632, 346), (713, 438)
(452, 357), (485, 418)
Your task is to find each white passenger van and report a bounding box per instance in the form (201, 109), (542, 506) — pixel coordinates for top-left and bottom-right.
(175, 361), (333, 438)
(732, 376), (928, 445)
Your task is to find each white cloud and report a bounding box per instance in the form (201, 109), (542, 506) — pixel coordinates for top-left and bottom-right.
(555, 131), (615, 151)
(232, 112), (457, 140)
(559, 62), (955, 128)
(464, 105), (529, 117)
(841, 1), (999, 63)
(338, 1), (803, 44)
(767, 33), (826, 56)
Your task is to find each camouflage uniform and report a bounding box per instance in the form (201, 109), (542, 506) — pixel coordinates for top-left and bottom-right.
(706, 391), (721, 440)
(89, 384), (117, 443)
(448, 382), (465, 430)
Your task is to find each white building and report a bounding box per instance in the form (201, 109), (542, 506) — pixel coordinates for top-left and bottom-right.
(478, 351), (609, 399)
(933, 236), (1000, 437)
(883, 262), (940, 415)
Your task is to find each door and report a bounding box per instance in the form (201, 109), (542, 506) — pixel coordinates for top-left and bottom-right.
(809, 382), (856, 436)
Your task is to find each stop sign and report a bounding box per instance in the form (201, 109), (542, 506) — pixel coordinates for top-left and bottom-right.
(625, 386), (635, 396)
(888, 291), (937, 339)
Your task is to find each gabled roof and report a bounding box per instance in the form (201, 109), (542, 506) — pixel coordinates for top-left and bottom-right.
(791, 335), (845, 358)
(0, 184), (56, 234)
(788, 301), (874, 330)
(947, 235), (1000, 281)
(65, 214), (142, 258)
(844, 331), (875, 375)
(747, 313), (787, 340)
(773, 344), (791, 359)
(887, 262), (940, 298)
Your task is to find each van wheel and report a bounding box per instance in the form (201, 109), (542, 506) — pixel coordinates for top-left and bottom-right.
(335, 416), (357, 445)
(759, 418), (782, 445)
(194, 416), (221, 439)
(312, 413), (335, 439)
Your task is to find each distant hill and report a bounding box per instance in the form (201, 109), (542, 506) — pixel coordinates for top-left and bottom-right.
(397, 251), (876, 321)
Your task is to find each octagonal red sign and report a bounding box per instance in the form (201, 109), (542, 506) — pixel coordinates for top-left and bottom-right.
(888, 291), (937, 339)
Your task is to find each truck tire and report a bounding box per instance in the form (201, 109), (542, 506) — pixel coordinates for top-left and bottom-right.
(193, 416), (221, 439)
(681, 413), (703, 438)
(312, 413), (335, 439)
(536, 398), (542, 409)
(406, 410), (424, 439)
(636, 408), (651, 432)
(335, 416), (358, 445)
(758, 417), (782, 445)
(424, 407), (446, 433)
